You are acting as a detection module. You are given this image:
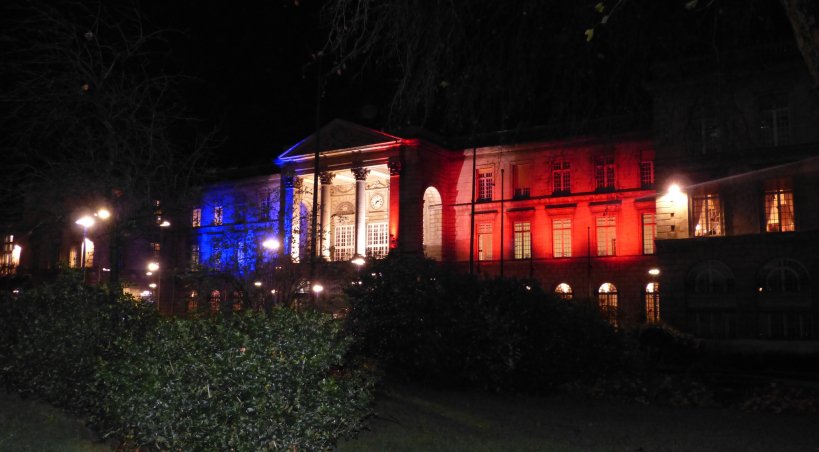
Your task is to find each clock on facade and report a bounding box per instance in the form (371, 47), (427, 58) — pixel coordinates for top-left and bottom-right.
(370, 193), (385, 209)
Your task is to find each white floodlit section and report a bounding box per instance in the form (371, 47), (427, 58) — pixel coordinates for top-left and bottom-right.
(656, 182), (689, 240)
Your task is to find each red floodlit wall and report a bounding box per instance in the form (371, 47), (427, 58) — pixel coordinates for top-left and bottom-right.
(420, 134), (658, 327)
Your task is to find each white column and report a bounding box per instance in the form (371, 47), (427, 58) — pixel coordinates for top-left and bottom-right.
(319, 172), (334, 260)
(352, 167), (370, 257)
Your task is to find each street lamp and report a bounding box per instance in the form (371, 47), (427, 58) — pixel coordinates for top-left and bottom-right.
(351, 255), (365, 266)
(75, 215), (95, 281)
(262, 238), (280, 251)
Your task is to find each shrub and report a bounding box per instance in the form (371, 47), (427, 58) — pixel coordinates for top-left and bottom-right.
(95, 308), (373, 451)
(0, 274), (155, 413)
(345, 255), (623, 391)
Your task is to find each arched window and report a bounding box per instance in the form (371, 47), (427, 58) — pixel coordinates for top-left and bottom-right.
(555, 283), (573, 301)
(187, 291), (199, 313)
(688, 260), (733, 294)
(598, 283), (618, 327)
(760, 258), (808, 293)
(645, 282), (660, 324)
(422, 187), (443, 260)
(209, 290), (221, 313)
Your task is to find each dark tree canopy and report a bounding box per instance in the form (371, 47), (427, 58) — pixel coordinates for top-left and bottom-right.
(321, 0), (802, 136)
(0, 0), (212, 231)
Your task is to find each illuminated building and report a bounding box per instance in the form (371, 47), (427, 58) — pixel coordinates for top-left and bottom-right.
(182, 120), (659, 327)
(653, 44), (819, 339)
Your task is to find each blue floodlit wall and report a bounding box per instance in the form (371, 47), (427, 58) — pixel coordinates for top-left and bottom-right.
(193, 178), (285, 276)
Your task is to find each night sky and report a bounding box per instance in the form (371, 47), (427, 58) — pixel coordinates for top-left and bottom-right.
(142, 0), (387, 168)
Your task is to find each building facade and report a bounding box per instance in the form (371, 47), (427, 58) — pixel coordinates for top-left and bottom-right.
(653, 45), (819, 339)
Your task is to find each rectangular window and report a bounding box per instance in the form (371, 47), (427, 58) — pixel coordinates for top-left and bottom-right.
(512, 163), (531, 198)
(759, 93), (790, 146)
(83, 239), (94, 267)
(642, 213), (656, 255)
(237, 241), (246, 267)
(477, 223), (493, 261)
(1, 235), (20, 275)
(513, 222), (532, 260)
(213, 206), (223, 226)
(366, 223), (390, 259)
(596, 216), (616, 256)
(594, 156), (615, 191)
(765, 189), (795, 232)
(69, 246), (79, 268)
(477, 168), (493, 201)
(552, 219), (572, 258)
(258, 190), (273, 220)
(212, 240), (223, 269)
(692, 195), (723, 236)
(640, 161), (654, 188)
(333, 224), (354, 262)
(191, 244), (200, 269)
(191, 208), (201, 227)
(552, 161), (570, 194)
(690, 100), (720, 154)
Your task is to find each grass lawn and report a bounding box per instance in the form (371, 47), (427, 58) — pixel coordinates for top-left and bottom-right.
(0, 392), (107, 452)
(337, 384), (819, 451)
(3, 386), (819, 451)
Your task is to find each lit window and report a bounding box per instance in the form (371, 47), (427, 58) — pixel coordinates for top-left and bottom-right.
(191, 208), (202, 227)
(512, 163), (531, 198)
(596, 216), (616, 256)
(83, 239), (94, 267)
(477, 168), (493, 201)
(765, 189), (794, 232)
(759, 93), (790, 146)
(1, 235), (21, 275)
(552, 161), (570, 194)
(333, 224), (354, 262)
(692, 195), (723, 236)
(552, 218), (572, 258)
(642, 213), (656, 255)
(213, 206), (223, 226)
(188, 291), (199, 312)
(598, 283), (618, 327)
(594, 156), (615, 191)
(645, 282), (660, 324)
(209, 290), (221, 313)
(513, 222), (531, 259)
(366, 223), (390, 259)
(151, 242), (160, 254)
(477, 223), (493, 261)
(555, 283), (573, 301)
(69, 246), (79, 268)
(640, 161), (654, 188)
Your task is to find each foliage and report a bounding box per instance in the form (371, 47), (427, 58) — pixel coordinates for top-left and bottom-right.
(95, 308), (373, 451)
(345, 255), (623, 391)
(321, 0), (799, 134)
(0, 0), (212, 241)
(0, 274), (157, 413)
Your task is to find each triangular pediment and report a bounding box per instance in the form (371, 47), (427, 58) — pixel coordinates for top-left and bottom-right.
(277, 119), (401, 162)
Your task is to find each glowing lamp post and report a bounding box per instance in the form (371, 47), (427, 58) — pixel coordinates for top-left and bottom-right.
(262, 238), (280, 252)
(351, 255), (366, 267)
(75, 215), (95, 281)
